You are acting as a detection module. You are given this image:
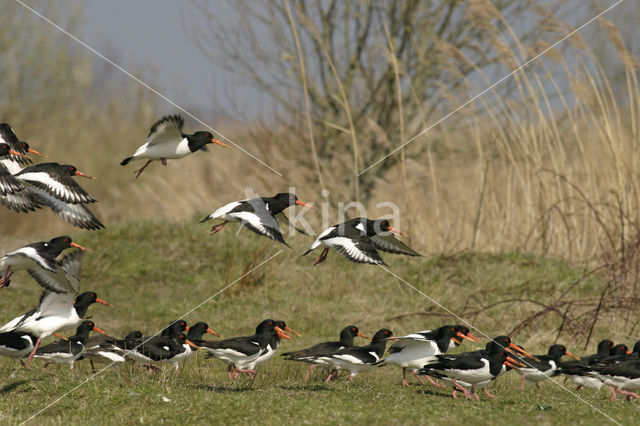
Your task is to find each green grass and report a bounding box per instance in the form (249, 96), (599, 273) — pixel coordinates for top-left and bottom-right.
(0, 221), (636, 424)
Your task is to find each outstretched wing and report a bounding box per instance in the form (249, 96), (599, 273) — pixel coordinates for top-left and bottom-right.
(146, 115), (184, 146)
(371, 234), (422, 256)
(326, 235), (385, 265)
(27, 187), (104, 230)
(28, 250), (83, 295)
(0, 163), (40, 212)
(16, 165), (96, 204)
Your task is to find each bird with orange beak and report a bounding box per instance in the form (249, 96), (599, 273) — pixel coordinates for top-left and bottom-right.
(303, 217), (421, 265)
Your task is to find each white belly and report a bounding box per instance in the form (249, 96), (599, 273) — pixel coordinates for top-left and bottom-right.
(133, 139), (191, 160)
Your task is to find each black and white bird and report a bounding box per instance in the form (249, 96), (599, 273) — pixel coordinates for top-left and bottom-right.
(419, 339), (525, 400)
(303, 218), (420, 265)
(13, 162), (104, 230)
(591, 358), (640, 402)
(123, 332), (200, 372)
(311, 328), (394, 382)
(33, 320), (108, 370)
(81, 330), (143, 372)
(0, 331), (38, 367)
(377, 325), (480, 386)
(516, 344), (578, 389)
(0, 236), (86, 288)
(253, 320), (298, 368)
(555, 339), (615, 390)
(0, 124), (44, 172)
(198, 319), (291, 379)
(281, 325), (369, 382)
(200, 192), (313, 246)
(120, 114), (230, 179)
(0, 142), (40, 213)
(0, 251), (110, 366)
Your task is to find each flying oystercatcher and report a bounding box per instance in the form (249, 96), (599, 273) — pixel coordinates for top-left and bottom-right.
(33, 320), (107, 370)
(12, 162), (104, 230)
(282, 325), (369, 382)
(121, 114), (230, 179)
(0, 235), (86, 288)
(377, 325), (480, 386)
(0, 142), (40, 212)
(0, 251), (110, 366)
(303, 218), (420, 265)
(200, 192), (313, 246)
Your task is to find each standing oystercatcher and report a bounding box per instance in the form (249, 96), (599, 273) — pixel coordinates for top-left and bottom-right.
(198, 319), (290, 379)
(0, 251), (110, 366)
(120, 114), (230, 179)
(253, 320), (298, 368)
(303, 218), (420, 265)
(419, 339), (525, 400)
(282, 325), (369, 382)
(200, 193), (313, 246)
(377, 325), (480, 386)
(82, 330), (143, 372)
(0, 236), (86, 288)
(555, 339), (615, 390)
(0, 142), (40, 213)
(0, 331), (37, 367)
(14, 162), (104, 230)
(34, 320), (107, 370)
(313, 328), (394, 382)
(517, 344), (578, 389)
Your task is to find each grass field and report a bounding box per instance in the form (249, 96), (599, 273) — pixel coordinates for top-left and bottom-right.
(0, 221), (636, 424)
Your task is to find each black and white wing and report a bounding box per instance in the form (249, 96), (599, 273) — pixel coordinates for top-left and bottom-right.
(0, 163), (40, 212)
(146, 115), (184, 145)
(229, 199), (287, 245)
(371, 234), (422, 256)
(27, 187), (104, 230)
(28, 250), (83, 295)
(325, 235), (385, 265)
(16, 164), (96, 204)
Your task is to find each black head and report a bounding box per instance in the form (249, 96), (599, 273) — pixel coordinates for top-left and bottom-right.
(611, 344), (629, 356)
(187, 321), (214, 340)
(633, 340), (640, 354)
(0, 123), (19, 143)
(548, 344), (567, 357)
(343, 325), (360, 338)
(46, 236), (86, 255)
(367, 218), (402, 236)
(162, 320), (188, 336)
(73, 291), (109, 316)
(125, 330), (143, 340)
(0, 143), (11, 156)
(594, 339), (615, 356)
(256, 319), (277, 334)
(372, 328), (393, 342)
(487, 336), (512, 352)
(188, 131), (230, 150)
(62, 165), (78, 175)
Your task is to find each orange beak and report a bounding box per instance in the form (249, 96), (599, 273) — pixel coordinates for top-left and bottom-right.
(186, 339), (200, 349)
(28, 147), (47, 157)
(92, 326), (108, 336)
(53, 333), (68, 340)
(565, 351), (580, 360)
(184, 326), (190, 332)
(507, 343), (540, 361)
(207, 328), (222, 338)
(275, 327), (292, 340)
(8, 149), (27, 158)
(212, 138), (231, 149)
(387, 226), (406, 237)
(456, 331), (480, 342)
(74, 170), (95, 180)
(96, 298), (111, 306)
(295, 199), (315, 209)
(285, 326), (301, 337)
(627, 350), (632, 354)
(451, 337), (461, 344)
(506, 355), (526, 367)
(357, 332), (371, 341)
(70, 242), (87, 251)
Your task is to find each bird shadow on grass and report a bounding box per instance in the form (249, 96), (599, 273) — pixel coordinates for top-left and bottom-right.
(0, 379), (38, 395)
(188, 383), (256, 393)
(414, 388), (455, 400)
(277, 384), (334, 392)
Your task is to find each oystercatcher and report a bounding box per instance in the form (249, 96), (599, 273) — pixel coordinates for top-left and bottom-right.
(312, 328), (394, 382)
(33, 320), (107, 370)
(120, 114), (230, 179)
(420, 339), (525, 400)
(82, 330), (143, 372)
(516, 344), (578, 389)
(253, 320), (298, 368)
(555, 339), (615, 390)
(377, 325), (480, 386)
(0, 236), (86, 288)
(14, 162), (104, 230)
(281, 325), (369, 382)
(198, 319), (290, 379)
(303, 218), (420, 265)
(0, 331), (37, 367)
(0, 142), (40, 213)
(0, 251), (110, 366)
(115, 332), (199, 372)
(160, 319), (189, 336)
(0, 124), (31, 169)
(200, 193), (313, 246)
(592, 359), (640, 401)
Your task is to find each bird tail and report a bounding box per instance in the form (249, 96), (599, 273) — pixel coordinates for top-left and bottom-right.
(199, 215), (212, 223)
(302, 248), (313, 256)
(120, 156), (134, 166)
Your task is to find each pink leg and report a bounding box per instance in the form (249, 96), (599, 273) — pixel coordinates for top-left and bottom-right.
(424, 375), (445, 388)
(20, 360), (30, 370)
(402, 368), (409, 387)
(210, 221), (228, 235)
(483, 388), (497, 398)
(471, 386), (480, 401)
(133, 160), (152, 179)
(348, 375), (355, 383)
(411, 370), (425, 384)
(452, 379), (473, 400)
(42, 362), (50, 370)
(313, 248), (329, 266)
(25, 337), (42, 367)
(609, 386), (617, 401)
(303, 364), (316, 382)
(227, 364), (235, 380)
(576, 385), (584, 391)
(235, 367), (258, 379)
(617, 389), (640, 400)
(452, 389), (458, 399)
(324, 371), (333, 383)
(521, 375), (525, 390)
(0, 267), (12, 287)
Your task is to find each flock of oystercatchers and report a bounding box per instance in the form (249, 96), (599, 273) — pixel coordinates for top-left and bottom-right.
(1, 117), (639, 403)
